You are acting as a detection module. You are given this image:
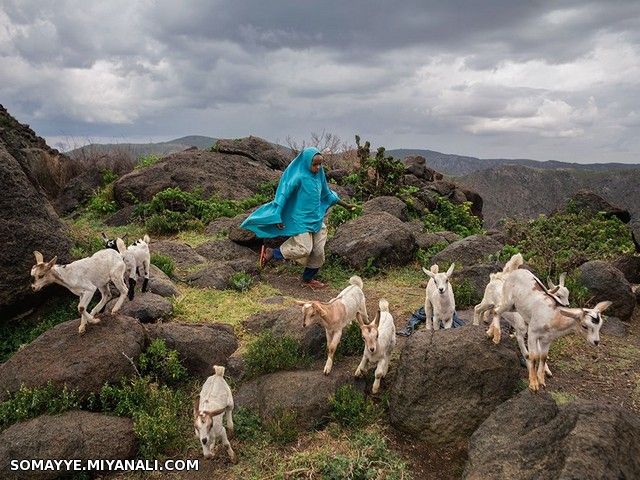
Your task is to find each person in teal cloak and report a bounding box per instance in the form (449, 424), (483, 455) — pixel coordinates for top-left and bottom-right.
(241, 147), (354, 289)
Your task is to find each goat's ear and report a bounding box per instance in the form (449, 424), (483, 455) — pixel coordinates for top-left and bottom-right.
(559, 307), (583, 320)
(356, 311), (365, 327)
(45, 256), (57, 269)
(547, 277), (556, 289)
(559, 272), (567, 287)
(422, 267), (434, 278)
(446, 263), (455, 277)
(204, 406), (226, 417)
(294, 300), (308, 305)
(193, 398), (200, 418)
(33, 251), (44, 264)
(548, 285), (560, 294)
(374, 310), (381, 327)
(312, 302), (328, 318)
(594, 300), (612, 313)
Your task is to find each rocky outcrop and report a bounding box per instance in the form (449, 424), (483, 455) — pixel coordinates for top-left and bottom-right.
(362, 196), (409, 221)
(567, 190), (631, 223)
(432, 234), (504, 268)
(116, 292), (172, 323)
(389, 326), (520, 446)
(151, 240), (206, 270)
(0, 411), (137, 480)
(147, 264), (178, 297)
(577, 261), (635, 321)
(213, 136), (290, 170)
(464, 390), (640, 480)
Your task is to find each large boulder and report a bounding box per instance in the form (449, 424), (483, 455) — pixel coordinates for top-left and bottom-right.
(451, 263), (504, 301)
(568, 190), (631, 223)
(205, 213), (246, 237)
(464, 390), (640, 480)
(243, 306), (326, 358)
(113, 149), (280, 206)
(145, 322), (238, 379)
(185, 263), (235, 290)
(432, 234), (503, 268)
(402, 155), (443, 182)
(195, 238), (256, 263)
(235, 360), (365, 430)
(116, 292), (172, 323)
(388, 326), (520, 446)
(147, 264), (178, 297)
(362, 196), (409, 221)
(151, 240), (206, 270)
(328, 212), (416, 269)
(0, 314), (145, 400)
(0, 411), (136, 480)
(213, 136), (290, 170)
(53, 168), (103, 215)
(612, 254), (640, 284)
(577, 261), (635, 321)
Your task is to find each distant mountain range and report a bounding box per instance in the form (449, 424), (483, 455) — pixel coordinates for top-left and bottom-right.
(387, 148), (640, 176)
(67, 135), (217, 159)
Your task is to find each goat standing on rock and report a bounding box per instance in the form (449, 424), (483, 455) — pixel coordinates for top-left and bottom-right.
(102, 233), (151, 300)
(422, 263), (456, 330)
(30, 248), (128, 334)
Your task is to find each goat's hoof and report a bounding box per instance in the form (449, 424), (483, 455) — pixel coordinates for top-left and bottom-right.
(228, 450), (237, 464)
(323, 367), (332, 375)
(354, 369), (363, 377)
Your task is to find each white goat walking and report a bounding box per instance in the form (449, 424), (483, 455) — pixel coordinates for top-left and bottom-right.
(102, 233), (151, 300)
(30, 248), (128, 334)
(422, 263), (455, 330)
(296, 276), (368, 375)
(492, 268), (611, 391)
(355, 299), (396, 394)
(473, 253), (524, 326)
(194, 365), (236, 463)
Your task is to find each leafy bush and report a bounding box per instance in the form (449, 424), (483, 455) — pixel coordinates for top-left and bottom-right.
(502, 211), (634, 278)
(329, 384), (376, 428)
(319, 255), (358, 288)
(136, 153), (162, 169)
(487, 244), (522, 263)
(564, 271), (591, 308)
(233, 407), (266, 442)
(0, 383), (81, 431)
(451, 278), (481, 309)
(423, 196), (483, 238)
(150, 253), (175, 277)
(101, 169), (118, 185)
(336, 322), (364, 357)
(137, 339), (187, 385)
(0, 299), (77, 362)
(134, 187), (269, 234)
(243, 332), (307, 378)
(264, 409), (299, 444)
(327, 203), (363, 229)
(229, 271), (253, 292)
(415, 242), (448, 266)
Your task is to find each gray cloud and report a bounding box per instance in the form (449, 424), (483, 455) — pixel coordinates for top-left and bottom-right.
(1, 0), (639, 162)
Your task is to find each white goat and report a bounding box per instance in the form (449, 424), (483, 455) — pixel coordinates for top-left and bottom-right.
(194, 366), (236, 463)
(473, 253), (524, 326)
(102, 233), (151, 300)
(355, 299), (396, 394)
(492, 268), (611, 391)
(296, 276), (368, 375)
(30, 249), (128, 334)
(422, 263), (455, 330)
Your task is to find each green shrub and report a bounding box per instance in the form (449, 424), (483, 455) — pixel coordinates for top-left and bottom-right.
(415, 242), (448, 266)
(350, 136), (406, 199)
(451, 278), (481, 309)
(136, 154), (162, 169)
(101, 169), (118, 185)
(423, 196), (483, 238)
(327, 203), (363, 230)
(264, 409), (299, 444)
(150, 253), (175, 277)
(487, 244), (522, 263)
(229, 271), (253, 292)
(564, 271), (591, 308)
(0, 383), (80, 431)
(87, 185), (117, 216)
(503, 211), (634, 278)
(336, 322), (364, 357)
(233, 407), (266, 442)
(137, 339), (187, 385)
(243, 332), (307, 378)
(0, 299), (77, 362)
(329, 384), (376, 429)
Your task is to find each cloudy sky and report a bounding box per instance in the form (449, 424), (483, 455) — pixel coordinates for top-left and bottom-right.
(1, 1), (639, 163)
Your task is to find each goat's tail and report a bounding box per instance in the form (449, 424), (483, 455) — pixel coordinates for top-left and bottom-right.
(349, 275), (363, 289)
(503, 253), (524, 273)
(143, 234), (151, 244)
(430, 264), (439, 274)
(116, 238), (127, 255)
(378, 298), (389, 312)
(213, 365), (225, 377)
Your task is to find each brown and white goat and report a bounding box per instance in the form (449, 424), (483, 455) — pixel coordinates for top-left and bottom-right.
(355, 299), (396, 393)
(194, 365), (236, 463)
(296, 275), (368, 375)
(30, 249), (128, 334)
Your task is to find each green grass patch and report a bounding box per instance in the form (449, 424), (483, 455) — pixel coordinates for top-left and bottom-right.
(243, 331), (309, 378)
(336, 322), (364, 358)
(135, 153), (162, 169)
(150, 253), (175, 278)
(330, 384), (377, 429)
(550, 391), (577, 405)
(229, 271), (253, 292)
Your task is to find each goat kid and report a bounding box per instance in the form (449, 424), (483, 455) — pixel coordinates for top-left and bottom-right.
(355, 299), (396, 394)
(492, 268), (611, 392)
(102, 233), (151, 300)
(194, 365), (236, 463)
(31, 249), (128, 334)
(422, 263), (455, 330)
(296, 275), (368, 375)
(474, 253), (524, 326)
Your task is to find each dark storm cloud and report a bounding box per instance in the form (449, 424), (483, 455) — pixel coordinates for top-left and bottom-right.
(0, 0), (639, 162)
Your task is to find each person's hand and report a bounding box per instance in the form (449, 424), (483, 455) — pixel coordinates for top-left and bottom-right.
(276, 223), (285, 230)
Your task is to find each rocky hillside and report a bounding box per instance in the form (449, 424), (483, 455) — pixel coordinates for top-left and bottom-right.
(458, 164), (640, 227)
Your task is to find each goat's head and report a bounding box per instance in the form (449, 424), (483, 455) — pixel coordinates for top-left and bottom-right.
(559, 300), (612, 346)
(295, 300), (327, 327)
(422, 263), (455, 294)
(357, 311), (379, 354)
(30, 251), (58, 292)
(101, 232), (127, 251)
(547, 272), (569, 306)
(193, 399), (225, 445)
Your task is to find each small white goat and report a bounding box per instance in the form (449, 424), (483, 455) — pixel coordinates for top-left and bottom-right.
(30, 249), (128, 334)
(355, 299), (396, 394)
(492, 268), (611, 392)
(422, 263), (455, 330)
(473, 253), (524, 326)
(194, 365), (236, 463)
(102, 233), (151, 300)
(296, 276), (368, 375)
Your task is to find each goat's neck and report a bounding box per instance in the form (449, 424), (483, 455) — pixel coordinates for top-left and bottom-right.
(51, 265), (85, 294)
(548, 312), (578, 338)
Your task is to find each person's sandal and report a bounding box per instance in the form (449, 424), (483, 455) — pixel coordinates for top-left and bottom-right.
(302, 279), (327, 290)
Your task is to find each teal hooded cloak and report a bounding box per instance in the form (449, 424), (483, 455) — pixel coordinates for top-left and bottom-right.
(240, 147), (339, 238)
